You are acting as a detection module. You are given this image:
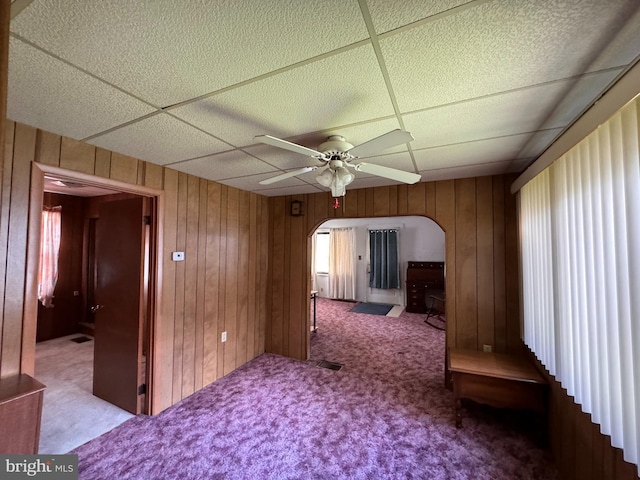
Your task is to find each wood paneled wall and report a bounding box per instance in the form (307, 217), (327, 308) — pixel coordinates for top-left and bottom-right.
(266, 176), (521, 360)
(0, 121), (269, 414)
(528, 351), (640, 480)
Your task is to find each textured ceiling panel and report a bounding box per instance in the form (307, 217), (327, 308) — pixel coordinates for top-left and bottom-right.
(420, 161), (514, 182)
(349, 175), (404, 189)
(402, 75), (614, 152)
(219, 171), (309, 192)
(366, 0), (470, 34)
(87, 114), (231, 165)
(241, 183), (324, 197)
(381, 0), (640, 112)
(170, 150), (277, 181)
(7, 38), (156, 140)
(517, 128), (563, 159)
(11, 0), (369, 106)
(355, 151), (415, 172)
(414, 133), (531, 171)
(7, 0), (640, 197)
(241, 145), (319, 172)
(170, 45), (394, 147)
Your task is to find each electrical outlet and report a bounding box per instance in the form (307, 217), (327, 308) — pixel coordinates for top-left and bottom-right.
(483, 344), (492, 353)
(172, 251), (185, 261)
(221, 331), (227, 343)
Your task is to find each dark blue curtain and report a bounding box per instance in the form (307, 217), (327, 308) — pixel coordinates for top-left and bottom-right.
(369, 229), (399, 289)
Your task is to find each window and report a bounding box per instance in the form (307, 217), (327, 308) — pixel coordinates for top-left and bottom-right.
(520, 95), (640, 474)
(315, 232), (330, 274)
(38, 206), (62, 308)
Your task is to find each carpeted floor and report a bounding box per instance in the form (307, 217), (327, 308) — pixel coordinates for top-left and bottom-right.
(70, 298), (558, 479)
(35, 334), (134, 454)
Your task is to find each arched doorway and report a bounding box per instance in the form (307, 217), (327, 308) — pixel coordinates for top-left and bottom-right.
(307, 215), (446, 362)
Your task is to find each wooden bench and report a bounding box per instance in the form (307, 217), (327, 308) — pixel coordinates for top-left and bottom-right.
(447, 348), (547, 430)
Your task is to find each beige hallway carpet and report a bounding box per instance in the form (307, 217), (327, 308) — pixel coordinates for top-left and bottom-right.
(35, 334), (134, 454)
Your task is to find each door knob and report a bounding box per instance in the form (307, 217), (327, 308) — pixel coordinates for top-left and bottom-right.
(90, 304), (104, 312)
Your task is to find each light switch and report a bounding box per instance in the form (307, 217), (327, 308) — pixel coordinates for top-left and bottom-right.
(172, 251), (185, 261)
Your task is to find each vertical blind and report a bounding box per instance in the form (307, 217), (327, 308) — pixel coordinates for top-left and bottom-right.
(520, 96), (640, 474)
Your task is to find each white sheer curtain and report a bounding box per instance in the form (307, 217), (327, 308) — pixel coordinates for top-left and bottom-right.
(38, 206), (62, 308)
(520, 96), (640, 474)
(329, 228), (356, 300)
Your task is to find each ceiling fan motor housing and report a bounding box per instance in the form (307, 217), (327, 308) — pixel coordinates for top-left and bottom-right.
(318, 135), (354, 159)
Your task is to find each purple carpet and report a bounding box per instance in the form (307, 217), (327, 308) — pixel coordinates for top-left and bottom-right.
(71, 298), (558, 479)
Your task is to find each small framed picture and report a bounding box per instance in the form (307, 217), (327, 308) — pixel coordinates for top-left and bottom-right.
(290, 200), (302, 216)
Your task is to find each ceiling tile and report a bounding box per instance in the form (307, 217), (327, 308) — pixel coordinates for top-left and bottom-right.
(247, 183), (324, 197)
(7, 38), (156, 140)
(355, 151), (415, 172)
(242, 145), (323, 172)
(11, 0), (370, 106)
(87, 114), (231, 165)
(220, 171), (310, 192)
(517, 128), (563, 159)
(402, 72), (619, 151)
(170, 45), (395, 147)
(420, 162), (514, 182)
(348, 176), (404, 189)
(366, 0), (469, 34)
(7, 0), (640, 199)
(169, 150), (278, 181)
(413, 134), (531, 171)
(381, 0), (640, 111)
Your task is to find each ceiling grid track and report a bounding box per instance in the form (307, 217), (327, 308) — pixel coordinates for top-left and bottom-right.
(356, 0), (418, 173)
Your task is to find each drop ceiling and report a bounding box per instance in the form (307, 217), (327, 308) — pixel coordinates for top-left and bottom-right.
(7, 0), (640, 196)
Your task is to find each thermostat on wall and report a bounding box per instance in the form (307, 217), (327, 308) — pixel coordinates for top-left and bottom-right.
(172, 251), (185, 261)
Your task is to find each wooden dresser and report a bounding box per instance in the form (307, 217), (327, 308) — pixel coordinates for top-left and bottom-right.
(405, 261), (445, 313)
(0, 374), (46, 453)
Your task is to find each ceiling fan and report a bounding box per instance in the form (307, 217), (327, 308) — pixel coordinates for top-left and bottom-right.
(255, 129), (421, 197)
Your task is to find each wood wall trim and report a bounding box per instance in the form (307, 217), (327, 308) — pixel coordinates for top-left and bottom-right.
(36, 164), (164, 197)
(25, 164), (165, 414)
(0, 0), (8, 183)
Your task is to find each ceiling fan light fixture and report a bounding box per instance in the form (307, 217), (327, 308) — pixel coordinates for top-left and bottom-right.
(330, 183), (346, 198)
(316, 169), (333, 187)
(335, 166), (354, 185)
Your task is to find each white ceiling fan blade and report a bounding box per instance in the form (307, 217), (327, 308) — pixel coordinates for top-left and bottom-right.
(347, 129), (414, 158)
(259, 166), (317, 185)
(255, 135), (325, 158)
(354, 163), (421, 184)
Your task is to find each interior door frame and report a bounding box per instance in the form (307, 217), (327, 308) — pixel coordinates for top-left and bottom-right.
(23, 162), (164, 415)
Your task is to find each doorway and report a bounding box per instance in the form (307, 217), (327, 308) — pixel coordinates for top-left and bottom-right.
(27, 163), (163, 452)
(310, 216), (445, 305)
(308, 215), (447, 374)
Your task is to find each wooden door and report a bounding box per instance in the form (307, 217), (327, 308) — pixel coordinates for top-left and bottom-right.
(92, 197), (146, 414)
